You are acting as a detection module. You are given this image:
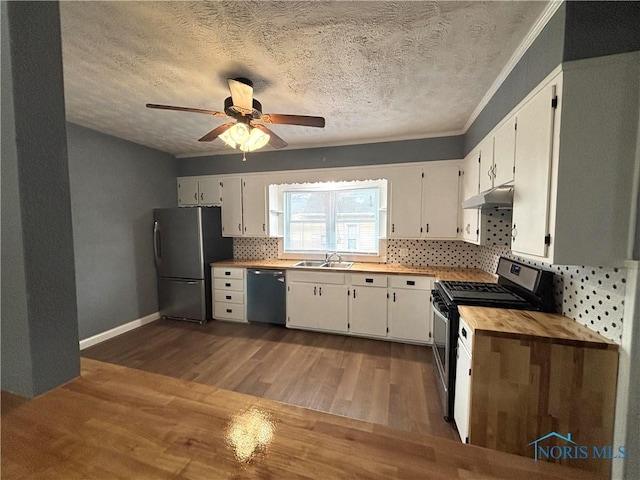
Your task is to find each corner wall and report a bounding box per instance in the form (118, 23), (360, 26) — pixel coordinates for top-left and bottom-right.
(66, 123), (177, 340)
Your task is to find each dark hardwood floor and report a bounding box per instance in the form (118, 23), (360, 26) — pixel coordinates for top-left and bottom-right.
(82, 319), (458, 440)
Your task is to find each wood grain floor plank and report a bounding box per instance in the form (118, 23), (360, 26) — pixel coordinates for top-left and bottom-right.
(82, 320), (456, 439)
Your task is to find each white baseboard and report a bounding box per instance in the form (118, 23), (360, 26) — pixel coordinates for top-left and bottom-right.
(79, 311), (161, 350)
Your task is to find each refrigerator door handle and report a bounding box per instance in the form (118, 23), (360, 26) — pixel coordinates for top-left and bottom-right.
(153, 221), (161, 268)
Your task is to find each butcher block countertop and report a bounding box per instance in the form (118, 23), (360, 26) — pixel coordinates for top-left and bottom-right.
(211, 259), (497, 283)
(458, 306), (617, 349)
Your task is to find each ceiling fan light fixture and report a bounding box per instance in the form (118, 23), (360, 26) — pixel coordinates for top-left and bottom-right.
(219, 124), (270, 153)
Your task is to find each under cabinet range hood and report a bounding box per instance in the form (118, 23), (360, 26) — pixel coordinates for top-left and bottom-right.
(462, 186), (513, 209)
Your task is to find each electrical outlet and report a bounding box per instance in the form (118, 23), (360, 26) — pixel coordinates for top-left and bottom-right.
(262, 244), (267, 252)
(400, 248), (409, 257)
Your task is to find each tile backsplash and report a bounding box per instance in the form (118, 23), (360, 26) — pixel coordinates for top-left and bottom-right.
(233, 237), (626, 343)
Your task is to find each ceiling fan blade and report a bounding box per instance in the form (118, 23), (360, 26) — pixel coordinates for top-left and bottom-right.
(146, 104), (227, 117)
(227, 78), (254, 113)
(259, 113), (325, 128)
(253, 124), (288, 149)
(198, 122), (235, 142)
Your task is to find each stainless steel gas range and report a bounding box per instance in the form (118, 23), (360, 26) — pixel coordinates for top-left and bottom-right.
(431, 257), (555, 421)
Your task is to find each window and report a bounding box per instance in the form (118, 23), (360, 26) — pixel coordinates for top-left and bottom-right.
(283, 183), (382, 255)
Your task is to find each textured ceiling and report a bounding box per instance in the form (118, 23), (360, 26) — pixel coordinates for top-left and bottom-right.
(59, 1), (549, 157)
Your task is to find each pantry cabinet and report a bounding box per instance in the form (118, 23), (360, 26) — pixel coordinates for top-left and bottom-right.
(388, 161), (460, 240)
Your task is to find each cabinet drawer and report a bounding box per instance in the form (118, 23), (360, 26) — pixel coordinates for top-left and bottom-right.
(388, 275), (433, 290)
(350, 274), (388, 287)
(213, 267), (244, 280)
(214, 290), (245, 305)
(213, 278), (244, 291)
(286, 270), (345, 285)
(214, 302), (245, 321)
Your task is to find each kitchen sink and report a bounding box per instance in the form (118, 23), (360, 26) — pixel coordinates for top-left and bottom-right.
(291, 260), (354, 269)
(292, 260), (327, 268)
(322, 261), (354, 269)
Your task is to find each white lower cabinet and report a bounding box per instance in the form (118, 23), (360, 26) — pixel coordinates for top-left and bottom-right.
(286, 271), (348, 333)
(388, 275), (434, 343)
(348, 274), (388, 338)
(286, 270), (432, 344)
(212, 267), (247, 322)
(454, 327), (472, 443)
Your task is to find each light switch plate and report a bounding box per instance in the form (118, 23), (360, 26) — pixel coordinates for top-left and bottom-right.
(400, 248), (409, 257)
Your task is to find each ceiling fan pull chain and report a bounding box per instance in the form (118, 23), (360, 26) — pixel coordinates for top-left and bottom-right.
(242, 152), (247, 162)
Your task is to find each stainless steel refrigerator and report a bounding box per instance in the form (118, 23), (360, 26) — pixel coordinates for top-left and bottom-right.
(153, 207), (233, 323)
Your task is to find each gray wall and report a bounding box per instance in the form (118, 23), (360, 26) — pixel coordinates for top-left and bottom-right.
(177, 135), (463, 176)
(66, 123), (177, 340)
(564, 1), (640, 62)
(1, 2), (79, 397)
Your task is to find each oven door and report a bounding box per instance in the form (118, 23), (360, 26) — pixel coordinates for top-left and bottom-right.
(431, 289), (452, 420)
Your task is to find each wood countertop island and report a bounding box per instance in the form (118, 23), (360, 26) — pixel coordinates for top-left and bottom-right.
(211, 259), (498, 283)
(455, 306), (618, 478)
(457, 306), (617, 349)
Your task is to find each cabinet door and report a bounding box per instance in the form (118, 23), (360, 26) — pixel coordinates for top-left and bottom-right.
(493, 116), (516, 187)
(316, 284), (348, 333)
(511, 83), (556, 257)
(177, 177), (199, 206)
(422, 163), (460, 239)
(220, 176), (243, 237)
(388, 288), (431, 342)
(387, 165), (422, 238)
(199, 177), (221, 206)
(478, 137), (495, 192)
(242, 177), (268, 237)
(454, 338), (472, 443)
(349, 286), (387, 337)
(461, 151), (480, 243)
(286, 282), (317, 329)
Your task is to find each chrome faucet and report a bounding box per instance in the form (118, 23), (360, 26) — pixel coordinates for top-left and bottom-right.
(325, 252), (342, 263)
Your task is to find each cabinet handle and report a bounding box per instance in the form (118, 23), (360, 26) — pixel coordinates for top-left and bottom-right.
(225, 295), (231, 300)
(226, 308), (232, 313)
(406, 280), (415, 286)
(511, 224), (517, 242)
(314, 286), (317, 296)
(225, 283), (231, 287)
(194, 192), (198, 201)
(465, 224), (470, 234)
(319, 287), (322, 296)
(462, 327), (467, 339)
(425, 224), (429, 233)
(492, 164), (497, 179)
(262, 223), (265, 232)
(487, 168), (492, 181)
(365, 278), (373, 283)
(238, 223), (242, 232)
(393, 292), (396, 302)
(225, 271), (231, 276)
(200, 192), (204, 201)
(392, 223), (395, 233)
(353, 289), (356, 299)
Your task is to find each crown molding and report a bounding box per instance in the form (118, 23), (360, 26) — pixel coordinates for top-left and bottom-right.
(462, 0), (564, 132)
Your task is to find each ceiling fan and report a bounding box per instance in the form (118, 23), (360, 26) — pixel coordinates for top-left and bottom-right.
(146, 77), (325, 153)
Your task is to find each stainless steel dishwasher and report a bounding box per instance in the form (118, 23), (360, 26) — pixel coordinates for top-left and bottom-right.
(247, 269), (286, 325)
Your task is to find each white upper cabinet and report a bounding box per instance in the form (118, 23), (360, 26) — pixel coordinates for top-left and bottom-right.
(241, 176), (268, 237)
(177, 177), (199, 206)
(388, 162), (459, 239)
(511, 80), (556, 258)
(512, 52), (638, 266)
(220, 176), (244, 237)
(492, 116), (517, 187)
(177, 176), (221, 207)
(460, 150), (480, 243)
(387, 165), (423, 238)
(421, 162), (460, 239)
(478, 137), (495, 193)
